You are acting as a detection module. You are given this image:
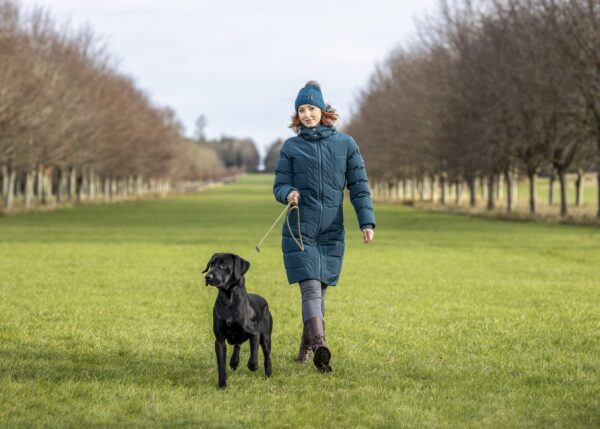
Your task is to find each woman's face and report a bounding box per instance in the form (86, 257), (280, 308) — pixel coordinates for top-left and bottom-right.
(297, 104), (322, 128)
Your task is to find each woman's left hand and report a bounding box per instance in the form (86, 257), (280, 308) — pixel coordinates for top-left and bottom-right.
(361, 228), (374, 244)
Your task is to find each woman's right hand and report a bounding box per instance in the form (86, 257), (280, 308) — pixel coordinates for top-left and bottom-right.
(287, 191), (299, 205)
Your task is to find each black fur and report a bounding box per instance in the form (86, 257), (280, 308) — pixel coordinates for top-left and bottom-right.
(203, 253), (273, 389)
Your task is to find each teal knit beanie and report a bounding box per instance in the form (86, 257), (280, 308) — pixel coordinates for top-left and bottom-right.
(295, 80), (327, 112)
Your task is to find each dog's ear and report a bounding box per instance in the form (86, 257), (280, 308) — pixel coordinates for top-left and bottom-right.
(232, 255), (250, 281)
(202, 254), (216, 273)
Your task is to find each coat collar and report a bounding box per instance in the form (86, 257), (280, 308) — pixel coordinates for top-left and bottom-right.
(298, 124), (336, 141)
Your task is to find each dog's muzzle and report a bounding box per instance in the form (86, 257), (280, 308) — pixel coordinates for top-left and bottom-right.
(205, 272), (215, 287)
(205, 273), (226, 289)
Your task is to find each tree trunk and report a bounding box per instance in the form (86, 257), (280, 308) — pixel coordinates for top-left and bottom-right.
(430, 175), (437, 202)
(1, 164), (8, 201)
(3, 166), (16, 209)
(56, 167), (64, 204)
(557, 167), (568, 217)
(594, 127), (600, 218)
(467, 177), (476, 207)
(454, 181), (460, 205)
(512, 167), (518, 206)
(575, 168), (583, 206)
(35, 164), (43, 201)
(103, 177), (110, 201)
(76, 171), (84, 202)
(549, 172), (556, 205)
(15, 172), (23, 201)
(88, 169), (95, 200)
(479, 175), (486, 200)
(597, 167), (600, 219)
(527, 170), (537, 214)
(504, 170), (514, 213)
(487, 174), (495, 210)
(24, 170), (35, 208)
(44, 166), (53, 203)
(39, 165), (49, 205)
(130, 175), (135, 196)
(496, 175), (503, 201)
(68, 167), (76, 201)
(440, 173), (447, 205)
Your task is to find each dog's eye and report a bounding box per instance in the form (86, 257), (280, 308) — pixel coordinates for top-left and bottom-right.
(220, 263), (226, 269)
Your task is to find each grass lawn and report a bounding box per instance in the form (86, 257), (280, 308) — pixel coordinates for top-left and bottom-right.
(1, 174), (599, 428)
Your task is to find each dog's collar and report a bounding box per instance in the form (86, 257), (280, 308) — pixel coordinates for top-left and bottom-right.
(229, 276), (245, 289)
(217, 276), (245, 295)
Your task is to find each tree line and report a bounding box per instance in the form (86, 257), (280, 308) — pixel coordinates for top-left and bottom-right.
(0, 1), (259, 212)
(344, 0), (600, 218)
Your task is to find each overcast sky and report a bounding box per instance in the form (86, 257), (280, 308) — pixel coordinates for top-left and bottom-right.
(31, 0), (439, 155)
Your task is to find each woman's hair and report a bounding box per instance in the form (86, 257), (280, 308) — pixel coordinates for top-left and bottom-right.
(289, 104), (339, 134)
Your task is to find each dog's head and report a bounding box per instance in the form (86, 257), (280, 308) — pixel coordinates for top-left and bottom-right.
(202, 253), (250, 290)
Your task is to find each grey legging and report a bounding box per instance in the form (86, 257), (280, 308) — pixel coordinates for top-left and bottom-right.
(299, 279), (328, 322)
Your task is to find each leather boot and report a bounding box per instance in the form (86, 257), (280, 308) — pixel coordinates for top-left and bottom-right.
(306, 317), (332, 372)
(311, 334), (332, 373)
(295, 321), (312, 363)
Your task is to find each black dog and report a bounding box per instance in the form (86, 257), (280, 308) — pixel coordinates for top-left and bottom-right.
(202, 253), (272, 389)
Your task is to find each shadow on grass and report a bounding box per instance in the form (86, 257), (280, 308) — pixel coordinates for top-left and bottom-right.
(1, 346), (216, 388)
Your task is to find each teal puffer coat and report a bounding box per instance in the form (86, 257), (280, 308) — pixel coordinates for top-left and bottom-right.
(273, 124), (376, 285)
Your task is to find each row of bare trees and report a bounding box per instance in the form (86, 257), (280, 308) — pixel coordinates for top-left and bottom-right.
(0, 1), (230, 211)
(345, 0), (600, 218)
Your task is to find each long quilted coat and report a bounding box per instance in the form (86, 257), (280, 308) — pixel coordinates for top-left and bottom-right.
(273, 124), (376, 286)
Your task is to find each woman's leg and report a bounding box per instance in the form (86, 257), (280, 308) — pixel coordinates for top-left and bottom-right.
(299, 279), (331, 372)
(321, 282), (328, 318)
(299, 279), (323, 322)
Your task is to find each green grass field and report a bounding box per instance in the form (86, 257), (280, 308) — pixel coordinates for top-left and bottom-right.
(1, 174), (599, 428)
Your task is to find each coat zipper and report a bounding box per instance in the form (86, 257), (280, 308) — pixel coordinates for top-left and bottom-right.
(316, 137), (323, 280)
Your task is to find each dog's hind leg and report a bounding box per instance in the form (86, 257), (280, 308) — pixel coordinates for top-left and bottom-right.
(230, 344), (241, 370)
(260, 334), (272, 377)
(247, 334), (260, 371)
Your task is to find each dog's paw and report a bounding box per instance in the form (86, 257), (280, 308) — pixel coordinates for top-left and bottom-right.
(247, 361), (259, 372)
(265, 365), (272, 377)
(218, 380), (227, 389)
(230, 358), (239, 371)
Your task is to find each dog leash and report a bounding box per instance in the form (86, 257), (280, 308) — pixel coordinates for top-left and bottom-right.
(255, 201), (304, 253)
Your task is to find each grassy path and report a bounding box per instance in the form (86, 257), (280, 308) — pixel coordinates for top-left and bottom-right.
(1, 174), (599, 428)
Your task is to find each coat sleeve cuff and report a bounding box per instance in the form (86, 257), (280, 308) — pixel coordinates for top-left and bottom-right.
(275, 185), (297, 204)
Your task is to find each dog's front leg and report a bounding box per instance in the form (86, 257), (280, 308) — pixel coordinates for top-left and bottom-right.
(247, 334), (259, 371)
(215, 339), (227, 388)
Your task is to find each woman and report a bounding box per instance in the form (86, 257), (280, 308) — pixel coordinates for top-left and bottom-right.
(273, 81), (376, 373)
